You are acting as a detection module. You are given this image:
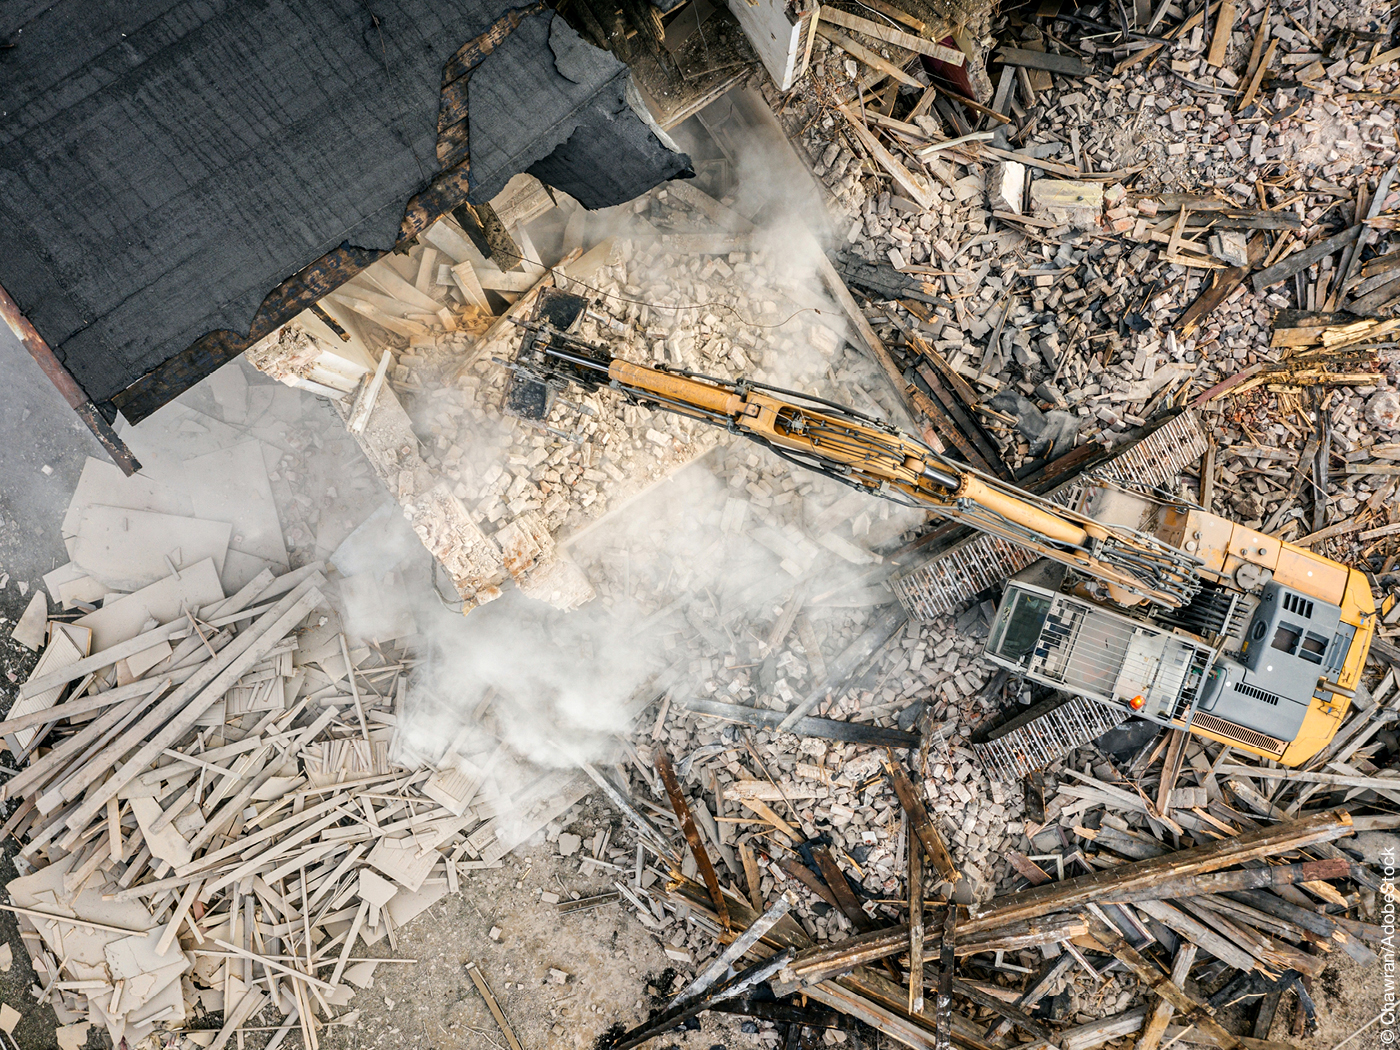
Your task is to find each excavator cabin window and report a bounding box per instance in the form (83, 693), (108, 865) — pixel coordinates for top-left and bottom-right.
(990, 590), (1052, 663)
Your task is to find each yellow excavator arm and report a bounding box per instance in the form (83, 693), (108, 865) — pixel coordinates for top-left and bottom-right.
(506, 303), (1201, 611)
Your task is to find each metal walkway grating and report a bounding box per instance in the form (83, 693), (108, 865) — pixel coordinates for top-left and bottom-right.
(1093, 410), (1209, 490)
(891, 410), (1210, 621)
(973, 695), (1128, 781)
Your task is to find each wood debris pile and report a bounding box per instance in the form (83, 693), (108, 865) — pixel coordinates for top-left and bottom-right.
(3, 409), (629, 1050)
(589, 677), (1399, 1049)
(0, 561), (488, 1048)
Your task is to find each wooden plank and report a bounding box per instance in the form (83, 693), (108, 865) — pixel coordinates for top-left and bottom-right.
(0, 902), (151, 935)
(909, 830), (924, 1014)
(1083, 910), (1246, 1050)
(1135, 942), (1197, 1050)
(886, 758), (959, 882)
(815, 23), (921, 88)
(213, 938), (334, 991)
(1132, 899), (1260, 972)
(836, 104), (937, 211)
(813, 846), (876, 932)
(741, 841), (763, 913)
(1238, 0), (1271, 88)
(1236, 38), (1278, 112)
(18, 563), (314, 699)
(803, 981), (940, 1050)
(2, 684), (161, 803)
(997, 47), (1090, 76)
(1190, 363), (1264, 408)
(1207, 0), (1236, 66)
(921, 79), (1012, 125)
(1251, 225), (1361, 294)
(347, 349), (392, 435)
(1200, 436), (1216, 512)
(106, 797), (122, 862)
(951, 979), (1053, 1041)
(157, 879), (202, 956)
(986, 955), (1073, 1040)
(1007, 852), (1052, 885)
(1156, 729), (1187, 814)
(817, 6), (964, 65)
(738, 797), (801, 842)
(778, 855), (842, 909)
(208, 988), (268, 1050)
(465, 961), (525, 1050)
(656, 749), (730, 931)
(984, 146), (1143, 182)
(1216, 764), (1400, 792)
(8, 630), (85, 751)
(858, 0), (925, 31)
(934, 902), (955, 1050)
(328, 900), (369, 987)
(19, 621), (186, 699)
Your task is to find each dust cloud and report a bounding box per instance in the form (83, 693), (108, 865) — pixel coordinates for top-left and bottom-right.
(369, 118), (928, 809)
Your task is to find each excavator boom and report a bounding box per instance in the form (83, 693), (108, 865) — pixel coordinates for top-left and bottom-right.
(504, 291), (1376, 770)
(507, 306), (1201, 610)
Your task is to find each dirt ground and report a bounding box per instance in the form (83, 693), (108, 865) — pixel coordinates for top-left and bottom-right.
(1284, 954), (1391, 1050)
(319, 838), (768, 1050)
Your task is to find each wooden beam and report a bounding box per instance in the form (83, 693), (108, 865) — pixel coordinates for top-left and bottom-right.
(465, 961), (525, 1050)
(817, 6), (963, 65)
(657, 749), (730, 931)
(909, 833), (924, 1014)
(1156, 729), (1187, 815)
(781, 810), (1354, 976)
(815, 23), (922, 88)
(997, 47), (1090, 76)
(886, 758), (959, 882)
(0, 280), (141, 474)
(1082, 909), (1245, 1050)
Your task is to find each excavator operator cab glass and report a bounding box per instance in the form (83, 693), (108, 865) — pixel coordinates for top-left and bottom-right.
(988, 589), (1051, 663)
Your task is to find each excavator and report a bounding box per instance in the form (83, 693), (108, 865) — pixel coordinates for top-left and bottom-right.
(502, 289), (1382, 778)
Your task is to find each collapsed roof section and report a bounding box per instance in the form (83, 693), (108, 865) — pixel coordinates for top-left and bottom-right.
(0, 0), (691, 437)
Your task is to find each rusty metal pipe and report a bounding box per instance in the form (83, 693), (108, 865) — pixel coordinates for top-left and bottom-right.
(0, 281), (141, 476)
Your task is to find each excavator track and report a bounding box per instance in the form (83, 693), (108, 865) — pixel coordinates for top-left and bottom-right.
(892, 410), (1210, 621)
(973, 694), (1128, 781)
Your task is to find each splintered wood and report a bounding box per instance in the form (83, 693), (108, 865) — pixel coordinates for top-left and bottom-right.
(0, 562), (509, 1048)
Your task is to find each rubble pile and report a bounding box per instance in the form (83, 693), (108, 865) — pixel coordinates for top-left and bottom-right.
(591, 669), (1398, 1050)
(772, 0), (1399, 490)
(6, 0), (1400, 1043)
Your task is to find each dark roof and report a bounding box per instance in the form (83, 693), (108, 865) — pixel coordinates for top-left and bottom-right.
(0, 0), (690, 421)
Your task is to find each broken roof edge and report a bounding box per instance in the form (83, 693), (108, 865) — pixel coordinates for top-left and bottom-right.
(107, 106), (689, 429)
(13, 1), (687, 434)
